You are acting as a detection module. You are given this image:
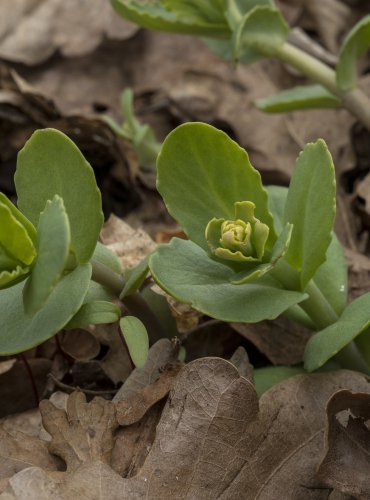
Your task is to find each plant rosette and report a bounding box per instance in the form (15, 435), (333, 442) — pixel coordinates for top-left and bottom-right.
(149, 122), (370, 376)
(0, 129), (150, 368)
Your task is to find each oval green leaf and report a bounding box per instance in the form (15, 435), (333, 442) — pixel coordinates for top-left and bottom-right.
(15, 129), (103, 264)
(66, 301), (121, 329)
(283, 140), (336, 290)
(157, 122), (276, 252)
(0, 264), (91, 355)
(336, 15), (370, 91)
(120, 315), (149, 368)
(150, 238), (307, 323)
(23, 196), (71, 316)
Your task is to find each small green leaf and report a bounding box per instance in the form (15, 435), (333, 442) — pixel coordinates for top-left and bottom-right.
(0, 201), (36, 266)
(157, 122), (276, 251)
(0, 193), (36, 243)
(312, 235), (347, 316)
(0, 265), (30, 289)
(0, 264), (91, 355)
(336, 15), (370, 91)
(233, 6), (289, 64)
(120, 315), (149, 368)
(92, 242), (123, 275)
(254, 365), (305, 396)
(256, 85), (341, 113)
(15, 129), (103, 264)
(23, 196), (71, 316)
(304, 292), (370, 372)
(149, 238), (307, 323)
(283, 140), (336, 289)
(66, 301), (121, 329)
(111, 0), (229, 37)
(231, 222), (292, 284)
(120, 255), (150, 299)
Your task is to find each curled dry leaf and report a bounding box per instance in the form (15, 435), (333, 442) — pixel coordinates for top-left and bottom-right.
(317, 390), (370, 499)
(0, 0), (138, 65)
(60, 329), (100, 362)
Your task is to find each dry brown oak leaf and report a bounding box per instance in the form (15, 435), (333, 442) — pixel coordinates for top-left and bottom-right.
(2, 359), (370, 498)
(317, 390), (370, 499)
(0, 0), (137, 65)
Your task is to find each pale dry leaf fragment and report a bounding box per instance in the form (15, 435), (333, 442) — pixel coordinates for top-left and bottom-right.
(100, 214), (156, 269)
(0, 0), (138, 65)
(113, 338), (177, 401)
(40, 391), (118, 472)
(344, 247), (370, 300)
(317, 390), (370, 499)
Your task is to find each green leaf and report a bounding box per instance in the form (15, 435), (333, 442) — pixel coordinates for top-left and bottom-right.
(254, 365), (305, 396)
(65, 301), (121, 329)
(0, 193), (36, 243)
(15, 129), (103, 264)
(255, 85), (341, 113)
(0, 201), (36, 266)
(157, 122), (276, 252)
(120, 315), (149, 368)
(266, 185), (287, 233)
(226, 0), (273, 29)
(92, 242), (123, 275)
(120, 255), (150, 299)
(304, 292), (370, 371)
(0, 264), (91, 355)
(23, 196), (70, 316)
(233, 6), (289, 64)
(312, 235), (347, 316)
(336, 15), (370, 91)
(231, 222), (292, 284)
(149, 238), (307, 323)
(283, 140), (336, 290)
(111, 0), (229, 37)
(0, 265), (30, 290)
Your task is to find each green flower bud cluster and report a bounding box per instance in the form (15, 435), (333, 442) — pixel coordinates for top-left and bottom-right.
(205, 200), (270, 262)
(0, 193), (36, 289)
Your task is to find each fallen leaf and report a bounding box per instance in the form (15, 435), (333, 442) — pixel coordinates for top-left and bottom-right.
(317, 390), (370, 499)
(345, 247), (370, 301)
(60, 329), (100, 362)
(0, 0), (138, 65)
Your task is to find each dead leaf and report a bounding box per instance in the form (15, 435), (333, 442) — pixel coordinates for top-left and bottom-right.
(345, 247), (370, 301)
(116, 364), (181, 426)
(230, 346), (254, 382)
(0, 0), (138, 65)
(61, 329), (100, 362)
(40, 391), (118, 472)
(100, 214), (156, 269)
(231, 316), (312, 365)
(317, 390), (370, 499)
(113, 338), (178, 401)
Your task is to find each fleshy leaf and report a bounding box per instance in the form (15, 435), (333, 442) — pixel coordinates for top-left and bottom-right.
(111, 0), (229, 37)
(0, 201), (36, 266)
(0, 265), (30, 289)
(336, 15), (370, 91)
(15, 129), (103, 264)
(92, 242), (123, 275)
(256, 85), (341, 113)
(149, 238), (307, 323)
(283, 140), (336, 290)
(120, 315), (149, 368)
(233, 6), (290, 64)
(66, 301), (121, 329)
(157, 122), (276, 251)
(0, 193), (36, 243)
(231, 222), (292, 284)
(304, 292), (370, 372)
(120, 255), (150, 299)
(23, 196), (70, 316)
(0, 264), (91, 355)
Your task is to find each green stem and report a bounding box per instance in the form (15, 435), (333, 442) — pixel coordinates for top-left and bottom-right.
(276, 42), (370, 131)
(91, 260), (164, 342)
(271, 261), (370, 373)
